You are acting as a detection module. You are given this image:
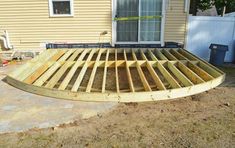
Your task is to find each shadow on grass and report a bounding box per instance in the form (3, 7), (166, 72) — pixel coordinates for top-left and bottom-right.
(218, 64), (235, 87)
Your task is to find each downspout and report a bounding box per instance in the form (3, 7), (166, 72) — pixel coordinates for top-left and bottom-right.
(0, 36), (9, 49)
(4, 30), (13, 49)
(184, 0), (190, 49)
(0, 30), (13, 50)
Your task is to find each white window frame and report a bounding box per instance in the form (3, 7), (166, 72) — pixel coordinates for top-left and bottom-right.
(49, 0), (74, 17)
(112, 0), (166, 47)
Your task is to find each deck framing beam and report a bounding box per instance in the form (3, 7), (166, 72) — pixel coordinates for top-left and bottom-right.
(58, 49), (90, 90)
(132, 49), (151, 91)
(101, 49), (109, 93)
(7, 48), (225, 102)
(124, 49), (135, 92)
(71, 49), (97, 92)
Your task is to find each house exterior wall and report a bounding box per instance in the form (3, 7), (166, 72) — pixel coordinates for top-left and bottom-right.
(0, 0), (187, 50)
(164, 0), (188, 43)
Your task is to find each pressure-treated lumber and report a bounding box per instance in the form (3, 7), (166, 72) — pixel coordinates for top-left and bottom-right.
(115, 49), (120, 93)
(23, 50), (65, 84)
(187, 61), (214, 81)
(148, 49), (158, 61)
(58, 49), (90, 90)
(71, 49), (96, 92)
(140, 50), (166, 90)
(155, 49), (168, 60)
(19, 50), (61, 81)
(86, 49), (104, 92)
(177, 62), (204, 84)
(9, 49), (55, 78)
(45, 49), (82, 88)
(167, 62), (193, 87)
(170, 49), (188, 60)
(162, 49), (177, 60)
(132, 49), (151, 91)
(157, 62), (181, 88)
(124, 49), (135, 92)
(101, 49), (109, 93)
(33, 49), (76, 86)
(7, 48), (225, 102)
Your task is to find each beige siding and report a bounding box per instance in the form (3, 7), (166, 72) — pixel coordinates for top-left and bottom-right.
(0, 0), (187, 50)
(164, 0), (188, 43)
(0, 0), (112, 50)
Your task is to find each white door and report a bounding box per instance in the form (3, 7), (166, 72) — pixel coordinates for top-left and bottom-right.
(113, 0), (165, 45)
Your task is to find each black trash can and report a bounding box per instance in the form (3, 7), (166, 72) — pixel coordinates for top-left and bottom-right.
(209, 44), (228, 66)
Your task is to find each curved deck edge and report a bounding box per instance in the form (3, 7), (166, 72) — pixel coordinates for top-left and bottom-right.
(6, 74), (225, 102)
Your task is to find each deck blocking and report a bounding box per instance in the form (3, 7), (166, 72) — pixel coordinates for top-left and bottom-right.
(6, 48), (225, 102)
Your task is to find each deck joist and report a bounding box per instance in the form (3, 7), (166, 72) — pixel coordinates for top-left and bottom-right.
(6, 48), (225, 102)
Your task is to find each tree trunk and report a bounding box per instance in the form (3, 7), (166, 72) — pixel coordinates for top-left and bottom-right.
(190, 0), (197, 16)
(222, 6), (226, 16)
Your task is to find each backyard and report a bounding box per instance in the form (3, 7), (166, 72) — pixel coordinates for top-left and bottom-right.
(0, 65), (234, 147)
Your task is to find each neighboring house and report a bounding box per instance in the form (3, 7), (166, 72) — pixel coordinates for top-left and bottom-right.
(0, 0), (189, 50)
(196, 6), (218, 16)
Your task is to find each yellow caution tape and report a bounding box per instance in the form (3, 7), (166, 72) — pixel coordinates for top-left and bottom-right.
(114, 15), (162, 21)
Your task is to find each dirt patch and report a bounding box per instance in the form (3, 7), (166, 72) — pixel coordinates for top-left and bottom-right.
(0, 65), (235, 148)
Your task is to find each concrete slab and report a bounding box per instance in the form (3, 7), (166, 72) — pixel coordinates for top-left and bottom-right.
(0, 62), (117, 133)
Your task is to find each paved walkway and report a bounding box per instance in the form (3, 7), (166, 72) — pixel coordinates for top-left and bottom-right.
(0, 62), (117, 133)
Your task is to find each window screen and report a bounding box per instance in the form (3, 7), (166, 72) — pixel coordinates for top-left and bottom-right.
(140, 0), (162, 41)
(53, 1), (71, 15)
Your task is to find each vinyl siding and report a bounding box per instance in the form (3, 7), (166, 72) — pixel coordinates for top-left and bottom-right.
(0, 0), (187, 50)
(164, 0), (188, 43)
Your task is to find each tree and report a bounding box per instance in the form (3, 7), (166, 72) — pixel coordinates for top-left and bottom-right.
(190, 0), (235, 16)
(190, 0), (197, 15)
(214, 0), (235, 16)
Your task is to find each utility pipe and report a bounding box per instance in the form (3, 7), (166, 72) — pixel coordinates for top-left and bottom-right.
(0, 36), (9, 49)
(0, 30), (13, 50)
(4, 30), (13, 49)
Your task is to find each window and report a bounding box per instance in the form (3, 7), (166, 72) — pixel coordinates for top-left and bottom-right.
(116, 0), (164, 43)
(49, 0), (74, 17)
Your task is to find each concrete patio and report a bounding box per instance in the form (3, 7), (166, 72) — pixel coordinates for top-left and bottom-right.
(0, 62), (117, 133)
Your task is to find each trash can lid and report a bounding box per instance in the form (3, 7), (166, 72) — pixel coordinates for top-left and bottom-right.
(209, 43), (228, 51)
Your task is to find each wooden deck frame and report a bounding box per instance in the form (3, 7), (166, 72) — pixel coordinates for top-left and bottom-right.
(6, 48), (225, 102)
